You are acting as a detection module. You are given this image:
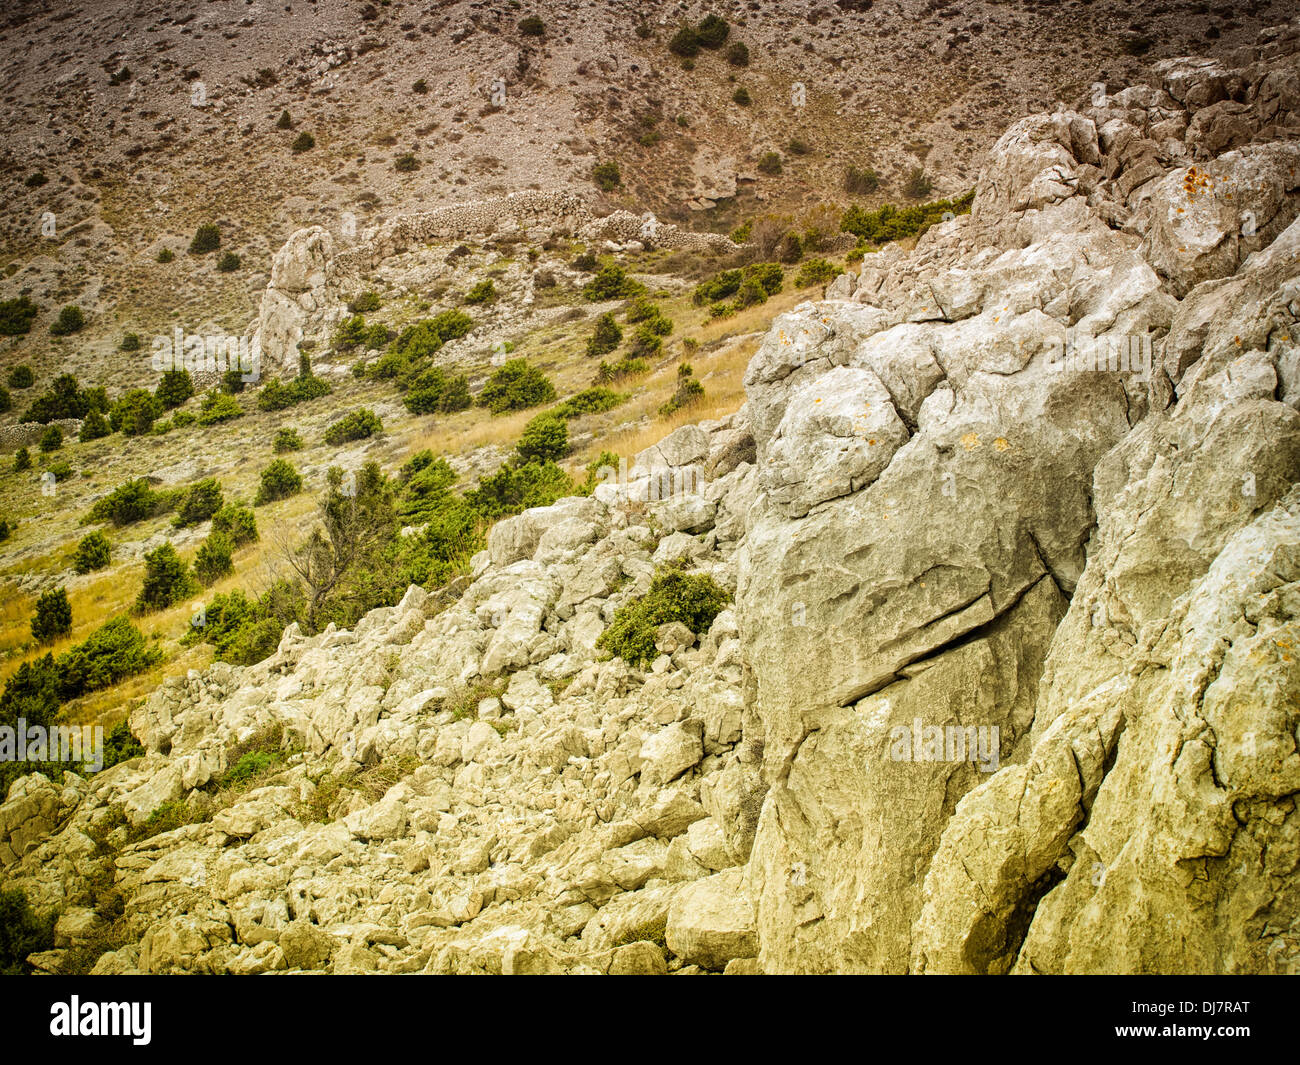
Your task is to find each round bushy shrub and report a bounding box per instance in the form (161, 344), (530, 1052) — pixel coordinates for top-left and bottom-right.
(31, 587), (72, 644)
(7, 364), (34, 389)
(255, 459), (303, 505)
(273, 427), (303, 452)
(73, 530), (112, 574)
(135, 544), (197, 613)
(194, 532), (234, 586)
(189, 224), (221, 254)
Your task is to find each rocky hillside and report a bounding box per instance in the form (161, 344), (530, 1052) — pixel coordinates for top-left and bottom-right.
(3, 16), (1300, 975)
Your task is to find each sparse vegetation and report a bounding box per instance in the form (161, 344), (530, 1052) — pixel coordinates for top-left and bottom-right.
(49, 304), (86, 336)
(478, 359), (557, 414)
(189, 223), (221, 254)
(323, 408), (383, 445)
(597, 564), (731, 667)
(255, 459), (303, 505)
(592, 161), (622, 191)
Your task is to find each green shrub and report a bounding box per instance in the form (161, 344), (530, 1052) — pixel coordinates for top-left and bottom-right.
(172, 410), (196, 428)
(788, 139), (811, 156)
(73, 531), (112, 574)
(25, 373), (104, 423)
(668, 25), (700, 56)
(224, 749), (283, 787)
(221, 368), (247, 394)
(840, 188), (974, 246)
(348, 291), (381, 314)
(323, 408), (382, 445)
(102, 720), (145, 769)
(389, 310), (474, 359)
(692, 261), (783, 306)
(518, 14), (545, 36)
(136, 544), (198, 612)
(173, 478), (224, 528)
(465, 461), (572, 520)
(404, 368), (473, 415)
(79, 409), (111, 441)
(583, 261), (643, 301)
(109, 389), (163, 435)
(255, 459), (303, 504)
(47, 461), (73, 482)
(194, 532), (234, 586)
(758, 151), (783, 175)
(37, 425), (62, 452)
(49, 305), (86, 336)
(394, 153), (419, 173)
(464, 279), (496, 305)
(0, 296), (39, 337)
(185, 582), (303, 666)
(795, 258), (845, 287)
(845, 165), (880, 195)
(197, 391), (244, 425)
(660, 363), (706, 418)
(585, 312), (622, 357)
(256, 370), (331, 412)
(189, 223), (221, 254)
(7, 364), (34, 388)
(727, 41), (749, 66)
(776, 232), (803, 264)
(216, 251), (241, 272)
(478, 359), (556, 414)
(515, 414), (568, 464)
(31, 587), (72, 644)
(157, 248), (175, 263)
(0, 888), (56, 975)
(597, 565), (731, 667)
(276, 109), (293, 129)
(155, 368), (194, 409)
(332, 314), (368, 350)
(273, 427), (303, 452)
(904, 168), (933, 200)
(13, 448), (31, 472)
(211, 503), (258, 546)
(85, 479), (178, 526)
(592, 161), (622, 191)
(573, 251), (598, 271)
(0, 386), (8, 414)
(696, 14), (729, 47)
(732, 87), (751, 106)
(553, 387), (627, 419)
(58, 616), (161, 697)
(291, 131), (315, 152)
(119, 333), (142, 352)
(595, 357), (649, 384)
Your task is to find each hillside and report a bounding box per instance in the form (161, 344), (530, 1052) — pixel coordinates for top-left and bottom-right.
(1, 3), (1300, 977)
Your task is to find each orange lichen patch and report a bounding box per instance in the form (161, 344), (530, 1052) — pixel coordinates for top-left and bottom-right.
(994, 437), (1011, 451)
(961, 432), (980, 450)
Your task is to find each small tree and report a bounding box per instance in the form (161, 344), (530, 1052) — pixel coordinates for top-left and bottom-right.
(464, 279), (496, 305)
(273, 427), (303, 452)
(276, 109), (293, 129)
(13, 448), (32, 472)
(696, 15), (730, 48)
(31, 587), (72, 644)
(518, 15), (545, 36)
(477, 359), (557, 414)
(49, 305), (86, 336)
(7, 365), (34, 389)
(845, 166), (880, 195)
(255, 459), (303, 505)
(173, 478), (224, 528)
(194, 532), (234, 586)
(585, 312), (622, 357)
(136, 544), (197, 613)
(189, 224), (221, 254)
(211, 503), (258, 545)
(216, 251), (241, 272)
(323, 409), (382, 445)
(73, 531), (112, 574)
(291, 131), (315, 152)
(37, 425), (62, 452)
(110, 389), (163, 436)
(592, 161), (621, 191)
(516, 414), (568, 464)
(155, 368), (194, 409)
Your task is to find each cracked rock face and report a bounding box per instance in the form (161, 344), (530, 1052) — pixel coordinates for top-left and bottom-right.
(7, 30), (1300, 975)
